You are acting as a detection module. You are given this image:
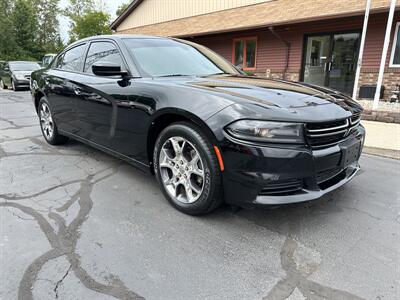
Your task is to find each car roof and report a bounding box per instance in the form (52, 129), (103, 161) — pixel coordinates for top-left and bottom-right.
(85, 34), (167, 40)
(9, 61), (40, 64)
(66, 34), (171, 49)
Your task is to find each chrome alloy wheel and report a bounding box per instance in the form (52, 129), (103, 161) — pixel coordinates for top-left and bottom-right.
(39, 102), (54, 140)
(159, 136), (205, 203)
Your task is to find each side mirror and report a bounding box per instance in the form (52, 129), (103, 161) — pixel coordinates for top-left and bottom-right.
(92, 62), (128, 77)
(4, 67), (9, 72)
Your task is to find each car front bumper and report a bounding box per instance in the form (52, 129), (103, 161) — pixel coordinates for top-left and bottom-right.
(14, 78), (30, 87)
(220, 125), (365, 207)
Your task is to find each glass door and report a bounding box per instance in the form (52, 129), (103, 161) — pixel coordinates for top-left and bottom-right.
(328, 33), (360, 95)
(302, 32), (360, 95)
(303, 35), (331, 87)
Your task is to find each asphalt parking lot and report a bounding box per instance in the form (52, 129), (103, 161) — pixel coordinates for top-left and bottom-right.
(0, 89), (399, 300)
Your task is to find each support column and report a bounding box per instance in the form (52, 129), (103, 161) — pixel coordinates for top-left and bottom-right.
(373, 0), (397, 109)
(352, 0), (371, 100)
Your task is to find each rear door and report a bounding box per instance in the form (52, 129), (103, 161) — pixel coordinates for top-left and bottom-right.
(46, 43), (87, 134)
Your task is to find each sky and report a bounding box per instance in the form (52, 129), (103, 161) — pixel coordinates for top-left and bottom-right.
(59, 0), (128, 41)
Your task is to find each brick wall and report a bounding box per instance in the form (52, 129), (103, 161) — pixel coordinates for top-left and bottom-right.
(358, 69), (400, 100)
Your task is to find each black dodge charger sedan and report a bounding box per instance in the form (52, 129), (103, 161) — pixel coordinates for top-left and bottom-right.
(30, 35), (365, 215)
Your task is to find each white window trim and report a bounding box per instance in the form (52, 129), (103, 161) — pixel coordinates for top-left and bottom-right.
(389, 22), (400, 67)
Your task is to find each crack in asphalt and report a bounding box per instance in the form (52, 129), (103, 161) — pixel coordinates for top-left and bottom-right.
(4, 207), (35, 221)
(263, 236), (364, 300)
(0, 164), (144, 300)
(53, 265), (71, 299)
(256, 209), (365, 300)
(0, 179), (83, 201)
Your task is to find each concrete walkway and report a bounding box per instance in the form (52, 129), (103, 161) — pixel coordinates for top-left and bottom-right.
(361, 120), (400, 159)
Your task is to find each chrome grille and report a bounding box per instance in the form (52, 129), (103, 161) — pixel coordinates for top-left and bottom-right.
(306, 115), (361, 148)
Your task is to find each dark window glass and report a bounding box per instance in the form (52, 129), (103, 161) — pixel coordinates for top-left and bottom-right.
(9, 62), (40, 71)
(84, 42), (124, 73)
(234, 40), (244, 68)
(123, 38), (225, 77)
(392, 25), (400, 65)
(60, 44), (86, 72)
(54, 54), (64, 69)
(245, 39), (256, 68)
(233, 38), (256, 70)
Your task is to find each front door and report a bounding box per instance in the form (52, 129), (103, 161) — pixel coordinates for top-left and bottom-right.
(302, 32), (360, 95)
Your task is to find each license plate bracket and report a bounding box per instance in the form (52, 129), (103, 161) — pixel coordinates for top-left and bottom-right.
(340, 140), (361, 168)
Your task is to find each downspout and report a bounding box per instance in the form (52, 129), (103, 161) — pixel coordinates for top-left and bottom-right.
(373, 0), (397, 109)
(268, 26), (291, 80)
(352, 0), (371, 100)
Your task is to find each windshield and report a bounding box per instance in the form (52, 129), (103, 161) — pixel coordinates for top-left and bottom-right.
(43, 55), (55, 66)
(10, 62), (41, 71)
(123, 38), (239, 77)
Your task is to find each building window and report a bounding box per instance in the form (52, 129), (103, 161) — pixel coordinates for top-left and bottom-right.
(232, 37), (257, 70)
(390, 22), (400, 67)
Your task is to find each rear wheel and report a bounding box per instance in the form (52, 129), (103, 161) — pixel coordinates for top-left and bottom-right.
(38, 98), (68, 145)
(153, 122), (223, 215)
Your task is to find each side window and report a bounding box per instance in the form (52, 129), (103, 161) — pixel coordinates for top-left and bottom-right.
(84, 42), (125, 74)
(60, 44), (86, 72)
(232, 37), (257, 70)
(54, 54), (64, 69)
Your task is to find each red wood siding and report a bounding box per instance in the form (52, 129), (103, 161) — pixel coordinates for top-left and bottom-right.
(189, 12), (400, 74)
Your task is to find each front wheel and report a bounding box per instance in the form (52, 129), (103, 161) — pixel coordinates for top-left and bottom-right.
(11, 79), (18, 91)
(38, 98), (69, 145)
(153, 122), (223, 215)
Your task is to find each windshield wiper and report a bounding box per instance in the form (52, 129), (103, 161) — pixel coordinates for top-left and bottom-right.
(155, 74), (191, 78)
(200, 72), (229, 77)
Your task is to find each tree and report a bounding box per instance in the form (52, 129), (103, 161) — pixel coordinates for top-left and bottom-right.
(63, 0), (94, 20)
(12, 0), (39, 60)
(63, 0), (96, 43)
(0, 0), (63, 61)
(34, 0), (62, 55)
(70, 11), (112, 41)
(0, 0), (19, 60)
(116, 2), (129, 16)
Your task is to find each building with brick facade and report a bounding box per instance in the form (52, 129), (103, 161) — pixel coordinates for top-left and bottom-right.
(111, 0), (400, 104)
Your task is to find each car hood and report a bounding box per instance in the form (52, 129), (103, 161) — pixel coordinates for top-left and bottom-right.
(174, 75), (362, 114)
(12, 70), (34, 77)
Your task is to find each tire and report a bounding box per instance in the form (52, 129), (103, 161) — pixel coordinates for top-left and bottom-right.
(38, 97), (69, 145)
(153, 122), (223, 215)
(11, 79), (18, 91)
(0, 79), (7, 89)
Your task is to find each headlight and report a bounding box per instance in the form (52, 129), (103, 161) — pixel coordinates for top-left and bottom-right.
(225, 120), (304, 144)
(15, 74), (25, 80)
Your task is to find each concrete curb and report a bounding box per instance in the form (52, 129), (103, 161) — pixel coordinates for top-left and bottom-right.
(363, 146), (400, 160)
